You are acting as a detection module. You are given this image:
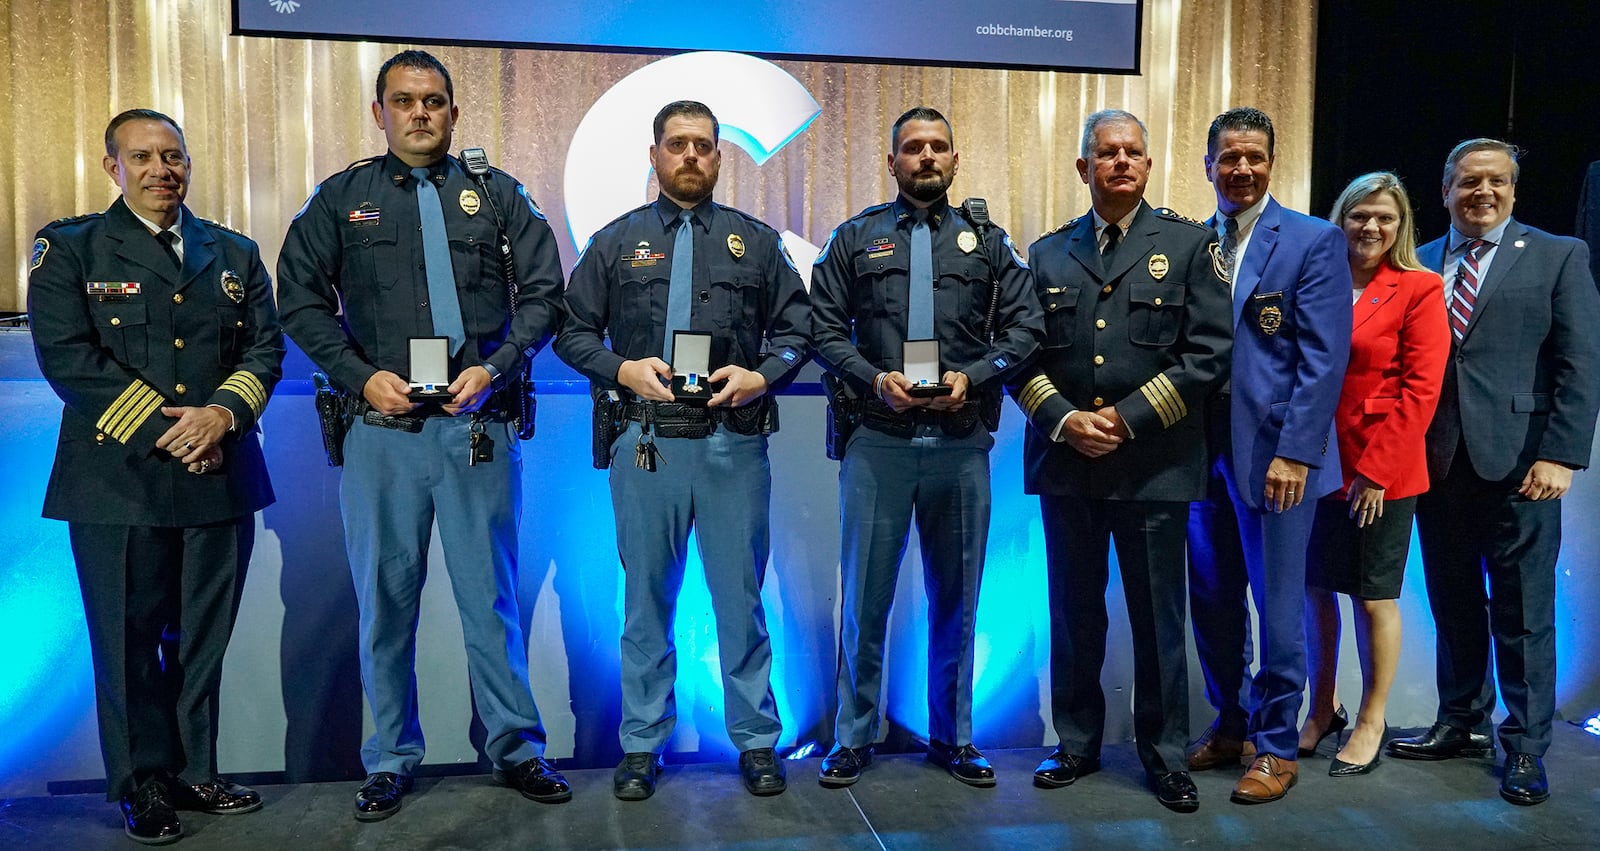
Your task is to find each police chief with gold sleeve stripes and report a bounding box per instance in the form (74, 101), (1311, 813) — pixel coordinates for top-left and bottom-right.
(1006, 110), (1230, 813)
(27, 108), (281, 844)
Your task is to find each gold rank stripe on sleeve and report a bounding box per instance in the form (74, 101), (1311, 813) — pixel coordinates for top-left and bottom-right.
(218, 370), (268, 418)
(1017, 373), (1060, 418)
(97, 380), (163, 444)
(1138, 373), (1187, 429)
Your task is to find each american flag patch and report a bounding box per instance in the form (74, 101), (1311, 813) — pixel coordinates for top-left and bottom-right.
(348, 208), (381, 224)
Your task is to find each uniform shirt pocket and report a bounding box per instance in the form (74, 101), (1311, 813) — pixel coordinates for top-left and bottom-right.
(853, 250), (908, 318)
(343, 221), (403, 289)
(1127, 280), (1186, 346)
(1041, 285), (1081, 348)
(90, 300), (150, 368)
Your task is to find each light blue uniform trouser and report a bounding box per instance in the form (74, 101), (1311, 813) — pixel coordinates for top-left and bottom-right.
(609, 420), (782, 754)
(341, 415), (546, 776)
(833, 424), (994, 750)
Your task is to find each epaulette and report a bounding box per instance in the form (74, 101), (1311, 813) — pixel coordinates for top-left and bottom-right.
(849, 201), (894, 222)
(1154, 207), (1208, 229)
(198, 217), (249, 239)
(342, 155), (384, 173)
(596, 201), (657, 233)
(719, 203), (782, 236)
(1039, 215), (1082, 239)
(51, 212), (100, 226)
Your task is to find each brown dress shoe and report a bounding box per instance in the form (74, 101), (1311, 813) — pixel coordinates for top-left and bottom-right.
(1231, 753), (1298, 803)
(1187, 725), (1250, 771)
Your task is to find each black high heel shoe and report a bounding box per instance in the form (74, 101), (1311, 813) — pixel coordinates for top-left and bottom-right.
(1298, 704), (1349, 756)
(1329, 724), (1386, 777)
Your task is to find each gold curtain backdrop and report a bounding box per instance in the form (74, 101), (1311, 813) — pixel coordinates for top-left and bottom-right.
(1, 1), (1316, 313)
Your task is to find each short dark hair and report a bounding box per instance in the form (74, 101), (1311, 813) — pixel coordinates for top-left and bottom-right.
(1206, 106), (1275, 160)
(376, 50), (454, 105)
(652, 100), (719, 145)
(1443, 138), (1522, 187)
(104, 109), (185, 158)
(891, 106), (953, 151)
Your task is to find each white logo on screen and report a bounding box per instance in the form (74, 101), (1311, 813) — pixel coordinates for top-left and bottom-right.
(563, 52), (824, 284)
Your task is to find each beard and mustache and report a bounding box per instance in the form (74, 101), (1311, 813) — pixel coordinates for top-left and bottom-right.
(662, 161), (718, 206)
(899, 167), (952, 203)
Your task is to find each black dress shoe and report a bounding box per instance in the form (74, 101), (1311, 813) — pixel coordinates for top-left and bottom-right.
(355, 772), (412, 822)
(1500, 753), (1549, 805)
(1033, 749), (1100, 788)
(495, 757), (572, 803)
(1386, 723), (1494, 761)
(819, 744), (873, 787)
(1298, 704), (1349, 757)
(1152, 771), (1199, 813)
(1329, 726), (1386, 777)
(927, 741), (996, 787)
(169, 777), (262, 814)
(739, 748), (787, 796)
(614, 752), (663, 801)
(121, 779), (182, 845)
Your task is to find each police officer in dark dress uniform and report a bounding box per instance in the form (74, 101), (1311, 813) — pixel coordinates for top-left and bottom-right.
(555, 100), (810, 801)
(1008, 110), (1231, 812)
(275, 51), (569, 820)
(28, 108), (282, 844)
(809, 106), (1043, 788)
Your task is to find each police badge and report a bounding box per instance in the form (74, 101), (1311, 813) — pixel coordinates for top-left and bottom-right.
(221, 270), (245, 304)
(727, 233), (745, 259)
(1148, 253), (1169, 280)
(1258, 305), (1283, 335)
(1208, 242), (1231, 284)
(459, 189), (481, 216)
(957, 230), (978, 254)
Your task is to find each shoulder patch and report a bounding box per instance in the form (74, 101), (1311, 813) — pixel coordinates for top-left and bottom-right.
(516, 184), (547, 221)
(30, 237), (49, 272)
(292, 184), (321, 221)
(1003, 233), (1028, 269)
(1154, 207), (1207, 229)
(814, 227), (840, 265)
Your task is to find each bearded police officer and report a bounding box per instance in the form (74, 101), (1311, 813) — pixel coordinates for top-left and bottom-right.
(809, 106), (1044, 788)
(555, 100), (811, 800)
(28, 108), (282, 844)
(276, 50), (569, 820)
(1008, 109), (1231, 812)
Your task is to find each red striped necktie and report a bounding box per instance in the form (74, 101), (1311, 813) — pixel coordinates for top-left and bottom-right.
(1449, 238), (1487, 340)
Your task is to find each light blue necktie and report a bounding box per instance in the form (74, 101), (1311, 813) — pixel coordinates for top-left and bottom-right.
(908, 209), (933, 340)
(664, 209), (694, 363)
(413, 167), (464, 356)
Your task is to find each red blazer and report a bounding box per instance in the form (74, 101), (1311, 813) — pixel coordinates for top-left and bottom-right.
(1333, 263), (1450, 499)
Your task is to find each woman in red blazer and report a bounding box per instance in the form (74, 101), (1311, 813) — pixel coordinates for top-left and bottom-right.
(1296, 172), (1450, 776)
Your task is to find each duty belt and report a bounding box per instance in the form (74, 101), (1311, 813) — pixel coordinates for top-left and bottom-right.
(860, 398), (980, 438)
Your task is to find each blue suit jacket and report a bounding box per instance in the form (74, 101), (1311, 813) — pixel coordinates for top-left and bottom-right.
(1419, 218), (1600, 481)
(1219, 196), (1352, 510)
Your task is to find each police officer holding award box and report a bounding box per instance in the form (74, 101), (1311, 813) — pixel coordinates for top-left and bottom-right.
(555, 100), (811, 800)
(28, 108), (282, 843)
(276, 50), (569, 820)
(809, 106), (1044, 788)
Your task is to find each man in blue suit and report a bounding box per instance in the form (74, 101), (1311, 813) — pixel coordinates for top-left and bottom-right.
(1184, 107), (1352, 803)
(1389, 139), (1600, 806)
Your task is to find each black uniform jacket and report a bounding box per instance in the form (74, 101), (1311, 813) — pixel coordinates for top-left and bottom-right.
(28, 198), (282, 526)
(555, 195), (811, 394)
(276, 152), (564, 396)
(809, 196), (1043, 396)
(1008, 203), (1232, 500)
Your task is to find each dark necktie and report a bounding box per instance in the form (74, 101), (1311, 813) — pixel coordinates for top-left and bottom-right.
(664, 209), (694, 363)
(412, 167), (465, 356)
(908, 209), (934, 340)
(155, 229), (180, 270)
(1101, 222), (1122, 267)
(1449, 238), (1487, 341)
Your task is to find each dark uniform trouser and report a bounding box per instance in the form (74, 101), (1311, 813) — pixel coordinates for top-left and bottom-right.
(342, 415), (547, 776)
(609, 422), (782, 754)
(834, 425), (993, 750)
(1042, 494), (1188, 776)
(1415, 448), (1560, 757)
(69, 518), (253, 801)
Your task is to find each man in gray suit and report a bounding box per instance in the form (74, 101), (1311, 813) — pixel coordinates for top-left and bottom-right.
(1390, 138), (1600, 806)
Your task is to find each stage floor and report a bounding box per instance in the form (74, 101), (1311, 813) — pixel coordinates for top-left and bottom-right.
(4, 723), (1599, 849)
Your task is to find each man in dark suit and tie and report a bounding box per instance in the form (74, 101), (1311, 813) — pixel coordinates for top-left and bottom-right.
(1388, 139), (1600, 806)
(1184, 107), (1352, 804)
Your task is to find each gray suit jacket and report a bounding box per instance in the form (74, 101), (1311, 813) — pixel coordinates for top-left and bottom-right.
(1419, 218), (1600, 482)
